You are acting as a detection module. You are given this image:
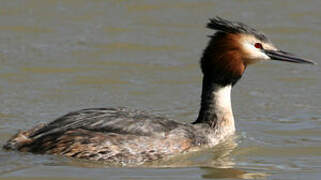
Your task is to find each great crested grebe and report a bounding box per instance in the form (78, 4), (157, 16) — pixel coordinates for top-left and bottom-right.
(4, 17), (315, 165)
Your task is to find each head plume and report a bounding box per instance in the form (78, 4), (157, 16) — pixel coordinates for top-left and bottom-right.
(207, 16), (268, 42)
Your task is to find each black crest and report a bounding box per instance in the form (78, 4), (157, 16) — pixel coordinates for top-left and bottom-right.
(207, 17), (268, 42)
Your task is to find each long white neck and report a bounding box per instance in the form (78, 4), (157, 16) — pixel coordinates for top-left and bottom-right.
(212, 85), (235, 134)
(194, 76), (235, 135)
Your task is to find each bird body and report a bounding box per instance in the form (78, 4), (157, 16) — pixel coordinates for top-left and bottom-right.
(4, 108), (225, 165)
(4, 17), (314, 166)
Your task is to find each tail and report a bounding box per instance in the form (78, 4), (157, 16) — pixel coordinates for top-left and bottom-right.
(3, 123), (46, 151)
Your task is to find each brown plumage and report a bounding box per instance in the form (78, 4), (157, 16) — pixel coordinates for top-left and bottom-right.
(201, 33), (245, 85)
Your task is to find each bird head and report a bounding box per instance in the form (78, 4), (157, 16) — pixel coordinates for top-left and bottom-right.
(201, 17), (315, 85)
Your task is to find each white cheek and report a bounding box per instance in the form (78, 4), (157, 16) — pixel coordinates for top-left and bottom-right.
(243, 43), (270, 61)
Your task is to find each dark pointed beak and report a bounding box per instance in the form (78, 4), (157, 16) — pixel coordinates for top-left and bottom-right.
(264, 49), (316, 65)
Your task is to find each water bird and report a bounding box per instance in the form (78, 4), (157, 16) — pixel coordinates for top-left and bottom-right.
(3, 17), (315, 166)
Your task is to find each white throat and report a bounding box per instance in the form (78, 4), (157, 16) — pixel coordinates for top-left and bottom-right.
(214, 85), (232, 112)
(212, 85), (235, 134)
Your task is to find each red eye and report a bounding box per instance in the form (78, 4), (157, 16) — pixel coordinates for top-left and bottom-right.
(254, 43), (263, 49)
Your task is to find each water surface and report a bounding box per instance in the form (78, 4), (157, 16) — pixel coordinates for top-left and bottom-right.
(0, 0), (320, 179)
